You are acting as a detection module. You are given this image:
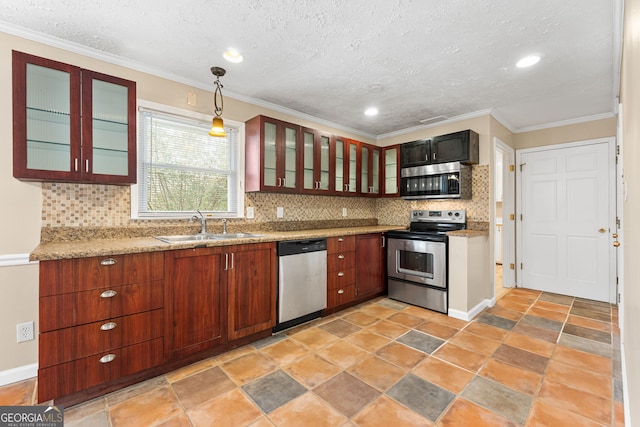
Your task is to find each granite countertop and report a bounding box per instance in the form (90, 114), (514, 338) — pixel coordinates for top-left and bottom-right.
(30, 225), (404, 261)
(447, 229), (489, 237)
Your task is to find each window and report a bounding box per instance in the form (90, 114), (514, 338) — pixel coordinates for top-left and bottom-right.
(133, 101), (244, 218)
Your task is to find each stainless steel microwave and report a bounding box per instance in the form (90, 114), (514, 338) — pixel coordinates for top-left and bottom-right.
(400, 161), (472, 199)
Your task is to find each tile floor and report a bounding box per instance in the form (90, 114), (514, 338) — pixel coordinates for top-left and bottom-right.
(0, 288), (625, 426)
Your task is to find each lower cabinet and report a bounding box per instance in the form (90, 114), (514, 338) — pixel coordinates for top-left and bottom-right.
(227, 243), (277, 341)
(326, 236), (357, 309)
(355, 233), (387, 299)
(165, 242), (277, 358)
(165, 247), (227, 359)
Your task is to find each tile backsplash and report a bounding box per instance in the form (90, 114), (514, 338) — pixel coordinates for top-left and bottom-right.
(41, 165), (489, 229)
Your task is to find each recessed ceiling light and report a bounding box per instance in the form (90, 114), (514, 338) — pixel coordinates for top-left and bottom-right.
(364, 107), (378, 116)
(223, 48), (243, 63)
(516, 55), (540, 68)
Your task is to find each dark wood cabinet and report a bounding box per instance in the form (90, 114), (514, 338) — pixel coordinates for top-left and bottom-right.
(301, 127), (333, 194)
(360, 143), (382, 196)
(165, 247), (227, 359)
(332, 137), (360, 195)
(355, 233), (387, 299)
(227, 243), (277, 340)
(382, 145), (400, 196)
(12, 51), (136, 184)
(326, 236), (357, 309)
(246, 115), (301, 193)
(430, 130), (479, 164)
(37, 253), (164, 402)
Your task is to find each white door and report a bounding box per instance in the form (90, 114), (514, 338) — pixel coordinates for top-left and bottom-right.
(518, 140), (615, 302)
(495, 139), (516, 288)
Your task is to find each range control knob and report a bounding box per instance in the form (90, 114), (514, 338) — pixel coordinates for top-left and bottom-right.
(454, 212), (460, 217)
(448, 211), (453, 216)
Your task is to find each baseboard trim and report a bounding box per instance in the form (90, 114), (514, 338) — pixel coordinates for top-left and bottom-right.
(0, 363), (37, 387)
(448, 298), (494, 321)
(621, 341), (631, 426)
(0, 254), (37, 267)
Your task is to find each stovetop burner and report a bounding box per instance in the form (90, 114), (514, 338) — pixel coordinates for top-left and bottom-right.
(386, 209), (466, 241)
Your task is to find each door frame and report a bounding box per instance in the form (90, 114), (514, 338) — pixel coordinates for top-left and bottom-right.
(493, 138), (516, 290)
(515, 137), (617, 302)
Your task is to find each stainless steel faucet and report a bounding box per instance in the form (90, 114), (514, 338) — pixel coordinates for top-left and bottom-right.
(221, 218), (227, 234)
(191, 210), (207, 234)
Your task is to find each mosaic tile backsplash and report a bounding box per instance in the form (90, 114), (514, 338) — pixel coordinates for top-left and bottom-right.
(41, 165), (490, 232)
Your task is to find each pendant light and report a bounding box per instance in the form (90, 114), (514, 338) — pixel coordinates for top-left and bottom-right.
(209, 66), (227, 137)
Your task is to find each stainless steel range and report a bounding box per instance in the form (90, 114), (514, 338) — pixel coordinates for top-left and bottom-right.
(385, 209), (466, 314)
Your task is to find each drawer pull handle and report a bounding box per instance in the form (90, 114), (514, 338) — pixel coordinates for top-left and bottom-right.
(100, 290), (118, 298)
(338, 238), (344, 242)
(99, 354), (116, 364)
(100, 322), (117, 331)
(337, 272), (345, 277)
(338, 255), (345, 259)
(100, 258), (117, 266)
(338, 289), (344, 294)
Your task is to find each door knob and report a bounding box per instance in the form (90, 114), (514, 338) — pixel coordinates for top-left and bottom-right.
(598, 228), (606, 233)
(613, 241), (620, 247)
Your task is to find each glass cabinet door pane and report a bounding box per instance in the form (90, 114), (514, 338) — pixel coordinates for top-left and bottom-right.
(284, 126), (297, 188)
(303, 131), (314, 190)
(385, 148), (398, 194)
(361, 146), (369, 193)
(349, 143), (357, 193)
(372, 149), (380, 193)
(335, 139), (344, 192)
(263, 122), (277, 186)
(92, 79), (129, 175)
(320, 135), (330, 190)
(25, 64), (71, 171)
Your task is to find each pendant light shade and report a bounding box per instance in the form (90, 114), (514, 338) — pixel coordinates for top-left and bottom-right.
(209, 66), (227, 137)
(209, 116), (226, 137)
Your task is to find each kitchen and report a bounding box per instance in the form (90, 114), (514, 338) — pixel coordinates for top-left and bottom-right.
(0, 1), (638, 426)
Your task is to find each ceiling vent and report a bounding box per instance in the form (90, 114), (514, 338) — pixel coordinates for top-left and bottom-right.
(419, 115), (447, 125)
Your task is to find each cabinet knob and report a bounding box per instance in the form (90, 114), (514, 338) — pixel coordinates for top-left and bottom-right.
(100, 258), (117, 266)
(100, 290), (118, 298)
(100, 322), (117, 331)
(337, 289), (344, 294)
(338, 238), (344, 242)
(337, 272), (345, 277)
(338, 254), (345, 259)
(99, 354), (116, 364)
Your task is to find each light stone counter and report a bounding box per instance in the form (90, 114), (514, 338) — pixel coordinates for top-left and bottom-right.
(30, 225), (404, 261)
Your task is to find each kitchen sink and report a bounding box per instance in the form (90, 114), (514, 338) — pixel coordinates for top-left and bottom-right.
(154, 233), (264, 244)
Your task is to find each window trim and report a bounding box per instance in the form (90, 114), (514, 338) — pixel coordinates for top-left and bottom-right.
(131, 99), (245, 219)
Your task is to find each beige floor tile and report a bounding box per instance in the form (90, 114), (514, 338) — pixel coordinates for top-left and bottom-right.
(165, 358), (217, 383)
(412, 357), (474, 394)
(317, 340), (369, 369)
(290, 327), (339, 350)
(376, 341), (426, 370)
(366, 319), (409, 339)
(342, 329), (391, 353)
(187, 388), (262, 427)
(284, 354), (342, 388)
(352, 395), (433, 427)
(268, 392), (347, 427)
(220, 352), (278, 385)
(109, 386), (183, 427)
(259, 338), (311, 366)
(348, 355), (406, 391)
(0, 378), (35, 405)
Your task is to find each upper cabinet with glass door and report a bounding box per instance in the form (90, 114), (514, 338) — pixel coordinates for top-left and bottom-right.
(245, 115), (301, 193)
(360, 143), (381, 197)
(301, 128), (332, 194)
(382, 145), (400, 196)
(333, 137), (359, 196)
(12, 51), (136, 184)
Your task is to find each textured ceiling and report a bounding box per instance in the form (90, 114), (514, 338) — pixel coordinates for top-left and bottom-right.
(0, 0), (619, 138)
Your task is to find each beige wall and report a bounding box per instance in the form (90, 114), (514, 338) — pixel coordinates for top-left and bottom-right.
(513, 117), (617, 149)
(621, 0), (640, 424)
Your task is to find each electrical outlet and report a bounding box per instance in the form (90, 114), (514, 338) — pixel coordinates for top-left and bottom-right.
(276, 207), (284, 218)
(246, 207), (255, 219)
(17, 321), (34, 343)
(342, 207), (347, 217)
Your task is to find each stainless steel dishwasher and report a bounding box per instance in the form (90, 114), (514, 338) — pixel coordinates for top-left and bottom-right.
(274, 238), (327, 332)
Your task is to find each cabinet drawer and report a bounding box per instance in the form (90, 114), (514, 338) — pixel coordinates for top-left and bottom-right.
(327, 236), (356, 254)
(40, 252), (164, 296)
(327, 285), (356, 308)
(327, 268), (355, 290)
(39, 309), (164, 368)
(40, 280), (164, 332)
(327, 252), (355, 272)
(38, 338), (164, 403)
